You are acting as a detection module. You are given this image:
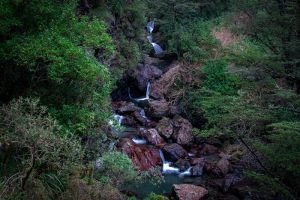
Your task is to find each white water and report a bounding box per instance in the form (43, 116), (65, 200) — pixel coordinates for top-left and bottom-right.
(128, 82), (151, 102)
(146, 20), (155, 34)
(132, 137), (147, 145)
(146, 20), (163, 55)
(151, 43), (163, 55)
(159, 150), (192, 177)
(109, 113), (124, 126)
(179, 167), (192, 177)
(140, 109), (148, 119)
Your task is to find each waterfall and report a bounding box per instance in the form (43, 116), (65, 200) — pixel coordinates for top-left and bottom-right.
(146, 20), (155, 34)
(159, 150), (192, 177)
(159, 150), (180, 174)
(146, 20), (163, 55)
(128, 82), (151, 102)
(151, 43), (163, 55)
(109, 113), (124, 126)
(140, 109), (147, 119)
(132, 137), (147, 144)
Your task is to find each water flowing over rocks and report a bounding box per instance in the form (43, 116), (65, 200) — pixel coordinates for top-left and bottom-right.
(162, 143), (188, 162)
(173, 184), (208, 200)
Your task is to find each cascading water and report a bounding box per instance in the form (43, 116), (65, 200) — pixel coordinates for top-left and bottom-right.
(128, 81), (151, 102)
(132, 137), (147, 144)
(146, 20), (155, 34)
(146, 20), (163, 55)
(109, 113), (124, 127)
(159, 150), (192, 177)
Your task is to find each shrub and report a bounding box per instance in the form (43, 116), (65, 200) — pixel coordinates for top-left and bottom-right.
(0, 98), (82, 200)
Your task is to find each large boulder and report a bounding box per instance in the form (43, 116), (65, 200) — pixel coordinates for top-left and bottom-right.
(136, 64), (163, 90)
(140, 128), (165, 147)
(148, 99), (169, 119)
(212, 157), (230, 177)
(173, 184), (208, 200)
(172, 115), (193, 145)
(112, 101), (140, 114)
(156, 117), (173, 138)
(162, 143), (188, 162)
(200, 144), (219, 155)
(174, 159), (191, 172)
(117, 138), (162, 171)
(190, 158), (206, 176)
(122, 115), (138, 127)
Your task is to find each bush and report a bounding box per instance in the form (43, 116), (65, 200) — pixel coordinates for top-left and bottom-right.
(97, 151), (137, 186)
(253, 122), (300, 196)
(0, 98), (82, 200)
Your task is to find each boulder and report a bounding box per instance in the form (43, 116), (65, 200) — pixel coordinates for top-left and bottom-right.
(133, 110), (148, 125)
(156, 117), (173, 138)
(148, 99), (169, 119)
(173, 184), (208, 200)
(136, 64), (163, 90)
(112, 101), (140, 114)
(172, 115), (193, 145)
(141, 128), (165, 147)
(190, 158), (206, 176)
(212, 158), (230, 177)
(122, 115), (138, 127)
(162, 143), (188, 162)
(174, 159), (191, 172)
(117, 138), (162, 171)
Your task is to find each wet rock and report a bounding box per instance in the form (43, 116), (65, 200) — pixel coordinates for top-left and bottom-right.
(200, 144), (219, 155)
(133, 110), (148, 125)
(173, 184), (208, 200)
(172, 115), (193, 145)
(190, 158), (206, 176)
(148, 99), (169, 119)
(156, 117), (173, 138)
(141, 128), (165, 147)
(212, 158), (230, 177)
(117, 138), (162, 171)
(113, 101), (140, 114)
(136, 64), (163, 90)
(174, 159), (191, 172)
(122, 115), (138, 127)
(162, 143), (188, 161)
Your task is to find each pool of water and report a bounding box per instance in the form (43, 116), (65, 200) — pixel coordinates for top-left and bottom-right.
(123, 174), (205, 199)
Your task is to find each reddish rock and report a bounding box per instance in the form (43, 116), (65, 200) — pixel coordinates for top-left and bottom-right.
(141, 128), (165, 147)
(117, 138), (162, 171)
(172, 115), (193, 145)
(212, 158), (230, 177)
(148, 99), (169, 119)
(162, 143), (188, 161)
(200, 144), (219, 155)
(156, 117), (173, 138)
(173, 184), (208, 200)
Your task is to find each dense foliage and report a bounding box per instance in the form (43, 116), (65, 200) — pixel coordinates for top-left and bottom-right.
(0, 0), (299, 199)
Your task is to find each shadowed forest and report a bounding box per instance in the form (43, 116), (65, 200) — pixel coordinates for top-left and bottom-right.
(0, 0), (299, 199)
